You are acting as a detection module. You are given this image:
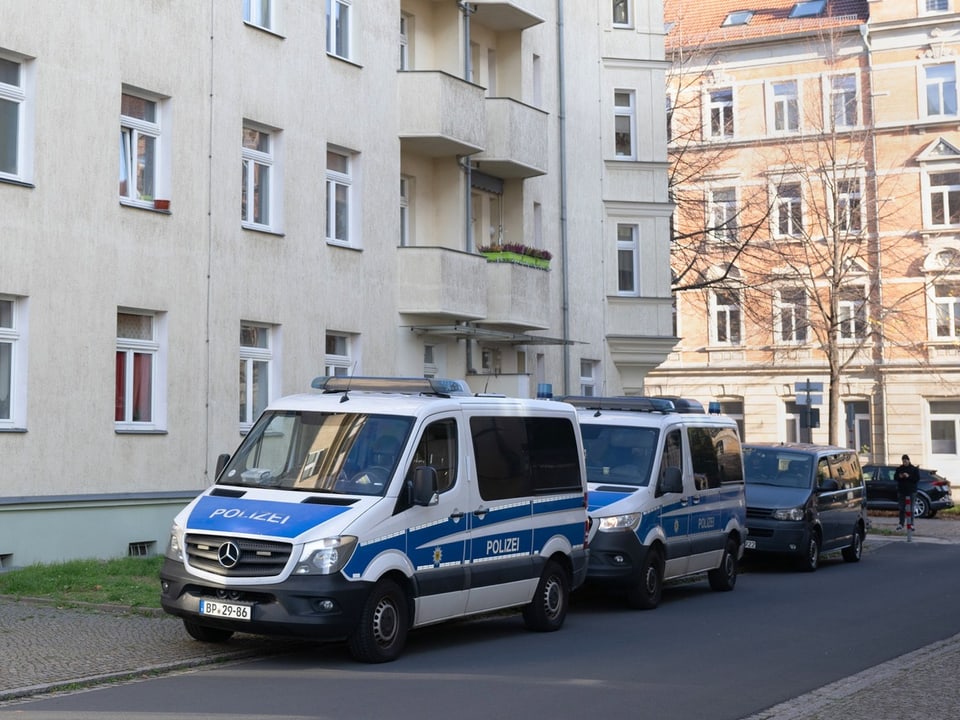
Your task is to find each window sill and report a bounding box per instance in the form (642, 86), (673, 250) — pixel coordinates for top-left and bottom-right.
(326, 52), (363, 70)
(119, 199), (171, 214)
(326, 239), (361, 252)
(241, 224), (285, 238)
(0, 176), (35, 189)
(115, 428), (168, 435)
(242, 21), (286, 39)
(0, 426), (27, 433)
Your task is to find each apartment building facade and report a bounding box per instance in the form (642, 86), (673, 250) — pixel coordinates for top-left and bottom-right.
(652, 0), (960, 484)
(0, 1), (674, 565)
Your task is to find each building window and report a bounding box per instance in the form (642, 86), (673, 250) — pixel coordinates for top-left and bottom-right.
(928, 170), (960, 226)
(775, 182), (803, 238)
(579, 360), (597, 396)
(790, 0), (826, 17)
(836, 179), (862, 233)
(776, 287), (808, 343)
(614, 90), (636, 159)
(720, 400), (745, 441)
(400, 175), (411, 247)
(612, 0), (631, 27)
(708, 88), (734, 139)
(240, 323), (273, 429)
(838, 286), (867, 340)
(925, 0), (950, 14)
(830, 74), (858, 128)
(771, 80), (799, 132)
(243, 0), (273, 30)
(712, 290), (742, 345)
(423, 343), (438, 378)
(327, 0), (352, 60)
(120, 91), (167, 206)
(617, 223), (639, 295)
(709, 187), (738, 243)
(845, 400), (870, 453)
(326, 148), (354, 246)
(241, 124), (275, 229)
(0, 296), (25, 427)
(0, 52), (30, 181)
(116, 310), (164, 429)
(930, 400), (960, 455)
(784, 400), (802, 443)
(399, 12), (411, 70)
(325, 332), (354, 376)
(722, 10), (753, 26)
(933, 283), (960, 338)
(666, 94), (673, 141)
(924, 64), (957, 117)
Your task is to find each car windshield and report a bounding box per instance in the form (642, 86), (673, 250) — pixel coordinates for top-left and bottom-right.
(219, 410), (413, 496)
(582, 424), (658, 487)
(743, 448), (813, 489)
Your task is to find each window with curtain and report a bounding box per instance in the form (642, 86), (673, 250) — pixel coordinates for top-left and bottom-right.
(115, 312), (157, 424)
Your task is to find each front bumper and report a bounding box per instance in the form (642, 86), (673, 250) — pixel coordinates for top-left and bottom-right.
(160, 558), (372, 640)
(744, 517), (808, 557)
(584, 530), (653, 588)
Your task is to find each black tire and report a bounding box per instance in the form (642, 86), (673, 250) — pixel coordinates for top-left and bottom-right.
(183, 619), (234, 643)
(522, 560), (570, 632)
(798, 529), (821, 572)
(626, 546), (664, 610)
(347, 578), (409, 663)
(842, 525), (863, 563)
(914, 494), (931, 519)
(708, 537), (739, 592)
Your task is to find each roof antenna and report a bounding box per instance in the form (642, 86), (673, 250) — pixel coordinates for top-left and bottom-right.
(340, 363), (358, 403)
(594, 379), (608, 417)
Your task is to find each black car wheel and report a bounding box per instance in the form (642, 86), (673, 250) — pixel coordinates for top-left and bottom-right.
(842, 526), (863, 563)
(626, 546), (664, 610)
(913, 493), (931, 519)
(798, 529), (820, 572)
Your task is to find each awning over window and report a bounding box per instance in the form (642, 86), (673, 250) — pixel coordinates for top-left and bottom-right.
(408, 325), (577, 346)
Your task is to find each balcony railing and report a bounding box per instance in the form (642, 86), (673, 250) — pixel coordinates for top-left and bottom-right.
(398, 71), (485, 157)
(472, 97), (548, 178)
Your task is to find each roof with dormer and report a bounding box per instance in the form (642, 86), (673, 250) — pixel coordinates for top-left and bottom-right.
(665, 0), (870, 51)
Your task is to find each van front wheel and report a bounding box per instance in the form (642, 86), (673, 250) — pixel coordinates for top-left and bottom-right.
(348, 579), (409, 663)
(626, 546), (663, 610)
(522, 560), (570, 632)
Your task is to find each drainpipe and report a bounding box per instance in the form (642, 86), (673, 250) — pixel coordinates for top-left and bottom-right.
(557, 0), (571, 394)
(459, 3), (477, 374)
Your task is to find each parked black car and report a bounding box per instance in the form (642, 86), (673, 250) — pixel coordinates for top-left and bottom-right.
(862, 464), (954, 518)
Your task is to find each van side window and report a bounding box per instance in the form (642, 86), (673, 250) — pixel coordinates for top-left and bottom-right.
(687, 426), (744, 489)
(470, 416), (582, 501)
(410, 418), (458, 492)
(659, 429), (683, 488)
(829, 451), (860, 490)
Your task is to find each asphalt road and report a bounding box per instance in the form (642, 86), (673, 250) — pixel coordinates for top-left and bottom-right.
(4, 537), (959, 720)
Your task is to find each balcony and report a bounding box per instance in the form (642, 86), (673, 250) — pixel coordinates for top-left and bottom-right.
(397, 247), (487, 320)
(398, 71), (485, 157)
(470, 1), (544, 31)
(484, 259), (550, 330)
(472, 98), (548, 178)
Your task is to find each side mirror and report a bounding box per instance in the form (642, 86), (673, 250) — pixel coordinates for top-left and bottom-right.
(215, 453), (231, 480)
(658, 466), (684, 495)
(410, 466), (440, 507)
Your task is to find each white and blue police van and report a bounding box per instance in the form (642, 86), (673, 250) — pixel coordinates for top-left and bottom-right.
(160, 377), (589, 662)
(567, 396), (746, 609)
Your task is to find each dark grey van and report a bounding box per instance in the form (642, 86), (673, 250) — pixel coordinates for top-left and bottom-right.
(742, 443), (866, 571)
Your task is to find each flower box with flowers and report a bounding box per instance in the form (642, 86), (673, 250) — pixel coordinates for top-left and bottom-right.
(477, 243), (552, 270)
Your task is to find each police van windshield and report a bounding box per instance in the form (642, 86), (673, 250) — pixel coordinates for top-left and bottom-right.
(219, 410), (413, 496)
(743, 448), (813, 489)
(582, 425), (658, 487)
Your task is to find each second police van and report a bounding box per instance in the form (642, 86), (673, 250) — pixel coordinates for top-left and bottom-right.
(160, 377), (589, 662)
(568, 396), (746, 609)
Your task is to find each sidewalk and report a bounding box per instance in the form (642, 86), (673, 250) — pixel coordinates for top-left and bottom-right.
(1, 514), (959, 717)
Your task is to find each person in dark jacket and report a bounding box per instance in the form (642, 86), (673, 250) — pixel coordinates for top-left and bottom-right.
(896, 454), (920, 530)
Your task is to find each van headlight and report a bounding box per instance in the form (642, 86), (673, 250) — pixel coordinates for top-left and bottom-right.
(598, 513), (642, 532)
(165, 525), (184, 561)
(294, 536), (358, 575)
(772, 507), (806, 521)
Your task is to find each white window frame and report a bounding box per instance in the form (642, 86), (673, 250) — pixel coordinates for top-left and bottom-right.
(242, 122), (282, 231)
(711, 290), (742, 345)
(614, 90), (636, 160)
(774, 181), (804, 238)
(828, 73), (858, 129)
(707, 87), (735, 139)
(838, 286), (867, 341)
(326, 147), (356, 247)
(708, 186), (738, 244)
(923, 62), (958, 118)
(399, 12), (411, 70)
(0, 51), (33, 183)
(834, 178), (863, 234)
(930, 400), (960, 457)
(579, 359), (598, 396)
(239, 322), (275, 431)
(769, 80), (800, 133)
(243, 0), (273, 30)
(932, 282), (960, 338)
(612, 0), (632, 28)
(115, 309), (166, 431)
(775, 287), (808, 344)
(120, 90), (169, 207)
(922, 0), (951, 15)
(925, 169), (960, 227)
(327, 0), (352, 61)
(325, 332), (355, 376)
(400, 175), (412, 247)
(616, 223), (639, 296)
(0, 295), (27, 429)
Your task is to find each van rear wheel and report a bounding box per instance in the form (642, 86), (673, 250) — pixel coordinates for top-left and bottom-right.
(842, 526), (864, 563)
(708, 537), (739, 592)
(626, 546), (663, 610)
(522, 560), (570, 632)
(348, 578), (409, 663)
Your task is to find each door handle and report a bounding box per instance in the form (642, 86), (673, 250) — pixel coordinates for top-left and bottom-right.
(473, 506), (489, 519)
(448, 510), (465, 521)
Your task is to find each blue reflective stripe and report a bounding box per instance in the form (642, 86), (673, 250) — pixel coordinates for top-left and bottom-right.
(588, 489), (633, 513)
(187, 495), (351, 538)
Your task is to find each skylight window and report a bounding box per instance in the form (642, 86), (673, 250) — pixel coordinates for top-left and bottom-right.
(789, 0), (827, 18)
(722, 10), (754, 26)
